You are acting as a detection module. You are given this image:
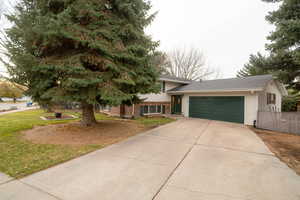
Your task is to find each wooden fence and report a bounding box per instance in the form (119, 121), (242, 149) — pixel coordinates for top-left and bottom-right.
(257, 111), (300, 135)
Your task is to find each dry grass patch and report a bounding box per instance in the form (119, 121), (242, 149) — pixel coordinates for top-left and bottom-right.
(23, 120), (148, 146)
(252, 128), (300, 176)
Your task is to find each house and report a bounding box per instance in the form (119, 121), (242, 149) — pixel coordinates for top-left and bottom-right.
(104, 74), (287, 125)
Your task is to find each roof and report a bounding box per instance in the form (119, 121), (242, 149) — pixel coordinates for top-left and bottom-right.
(159, 74), (192, 84)
(168, 75), (278, 93)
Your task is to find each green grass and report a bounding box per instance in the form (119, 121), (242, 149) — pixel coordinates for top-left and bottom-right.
(0, 110), (104, 178)
(135, 117), (176, 127)
(0, 110), (175, 178)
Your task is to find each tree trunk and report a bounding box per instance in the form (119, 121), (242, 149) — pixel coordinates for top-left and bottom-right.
(13, 98), (16, 103)
(81, 102), (97, 126)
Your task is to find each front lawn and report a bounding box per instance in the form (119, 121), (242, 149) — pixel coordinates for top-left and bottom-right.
(0, 110), (175, 178)
(136, 116), (175, 127)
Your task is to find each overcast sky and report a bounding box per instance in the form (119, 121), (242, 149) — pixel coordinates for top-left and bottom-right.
(147, 0), (278, 78)
(0, 0), (278, 78)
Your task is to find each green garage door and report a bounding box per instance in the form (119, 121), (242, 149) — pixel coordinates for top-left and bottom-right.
(189, 96), (245, 124)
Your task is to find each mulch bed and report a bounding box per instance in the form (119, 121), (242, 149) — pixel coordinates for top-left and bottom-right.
(41, 115), (76, 120)
(22, 120), (149, 147)
(251, 127), (300, 176)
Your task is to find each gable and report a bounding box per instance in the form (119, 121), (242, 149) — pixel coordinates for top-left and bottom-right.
(264, 80), (286, 97)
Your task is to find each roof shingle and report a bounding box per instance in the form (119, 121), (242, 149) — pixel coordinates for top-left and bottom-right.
(168, 75), (273, 92)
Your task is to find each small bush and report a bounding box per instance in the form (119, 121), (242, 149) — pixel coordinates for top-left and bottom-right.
(282, 96), (299, 112)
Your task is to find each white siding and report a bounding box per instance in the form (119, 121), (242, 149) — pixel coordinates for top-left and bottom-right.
(139, 81), (182, 102)
(182, 92), (259, 125)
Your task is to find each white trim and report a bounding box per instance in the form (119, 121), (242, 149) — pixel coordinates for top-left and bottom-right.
(274, 80), (288, 96)
(181, 92), (259, 125)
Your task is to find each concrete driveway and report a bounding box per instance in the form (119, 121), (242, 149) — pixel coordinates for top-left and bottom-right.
(1, 119), (300, 200)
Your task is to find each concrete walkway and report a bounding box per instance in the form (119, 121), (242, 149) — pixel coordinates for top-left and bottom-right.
(0, 119), (299, 200)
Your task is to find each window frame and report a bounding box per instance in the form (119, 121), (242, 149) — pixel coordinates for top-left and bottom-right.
(143, 105), (149, 114)
(150, 105), (157, 113)
(141, 105), (164, 115)
(267, 93), (276, 105)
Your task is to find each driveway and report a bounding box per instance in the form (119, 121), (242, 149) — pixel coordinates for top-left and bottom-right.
(1, 119), (300, 200)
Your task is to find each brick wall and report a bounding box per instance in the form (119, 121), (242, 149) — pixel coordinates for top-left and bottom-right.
(108, 102), (171, 118)
(110, 106), (121, 116)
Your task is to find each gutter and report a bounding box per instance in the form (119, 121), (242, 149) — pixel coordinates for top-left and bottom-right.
(167, 88), (264, 94)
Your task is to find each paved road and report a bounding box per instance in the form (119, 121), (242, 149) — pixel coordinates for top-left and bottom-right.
(0, 103), (38, 116)
(0, 119), (300, 200)
(0, 103), (28, 110)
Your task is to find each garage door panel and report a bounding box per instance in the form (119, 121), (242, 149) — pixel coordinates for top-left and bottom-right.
(189, 96), (244, 124)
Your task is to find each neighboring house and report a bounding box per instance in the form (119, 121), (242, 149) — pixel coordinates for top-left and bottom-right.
(104, 74), (287, 125)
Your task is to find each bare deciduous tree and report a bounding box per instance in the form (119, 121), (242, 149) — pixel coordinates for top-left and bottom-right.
(150, 52), (170, 73)
(164, 48), (217, 81)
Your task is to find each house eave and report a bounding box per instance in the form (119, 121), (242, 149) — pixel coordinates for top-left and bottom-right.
(167, 88), (264, 94)
(159, 78), (191, 84)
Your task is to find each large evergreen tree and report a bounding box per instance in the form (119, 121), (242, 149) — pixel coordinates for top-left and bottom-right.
(239, 0), (300, 90)
(2, 0), (159, 126)
(263, 0), (300, 89)
(237, 53), (269, 77)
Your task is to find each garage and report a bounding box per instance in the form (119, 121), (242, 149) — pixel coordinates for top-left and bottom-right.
(189, 96), (245, 123)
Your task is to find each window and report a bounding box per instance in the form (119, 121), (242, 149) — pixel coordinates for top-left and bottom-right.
(157, 105), (162, 113)
(141, 105), (163, 115)
(143, 106), (149, 114)
(267, 93), (276, 105)
(150, 105), (156, 113)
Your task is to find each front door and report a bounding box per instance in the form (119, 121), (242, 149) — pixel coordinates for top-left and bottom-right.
(172, 95), (182, 114)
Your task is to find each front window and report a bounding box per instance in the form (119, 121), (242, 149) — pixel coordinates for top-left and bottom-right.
(150, 105), (156, 113)
(157, 105), (162, 113)
(141, 105), (164, 115)
(267, 93), (276, 104)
